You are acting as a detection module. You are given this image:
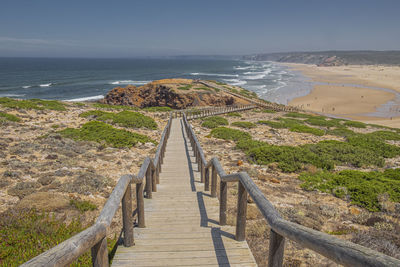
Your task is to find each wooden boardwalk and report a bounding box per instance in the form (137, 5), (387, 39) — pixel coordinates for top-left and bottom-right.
(112, 118), (257, 267)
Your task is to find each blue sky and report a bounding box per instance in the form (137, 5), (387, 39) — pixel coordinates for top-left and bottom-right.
(0, 0), (399, 57)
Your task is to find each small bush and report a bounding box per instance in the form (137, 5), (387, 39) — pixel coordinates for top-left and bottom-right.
(299, 169), (400, 211)
(0, 97), (66, 111)
(59, 121), (156, 148)
(231, 121), (256, 129)
(257, 120), (286, 128)
(344, 120), (367, 128)
(226, 112), (241, 117)
(0, 112), (21, 122)
(0, 209), (117, 265)
(348, 135), (400, 158)
(79, 110), (157, 130)
(290, 124), (325, 136)
(142, 106), (173, 112)
(327, 128), (357, 138)
(210, 127), (251, 142)
(178, 84), (192, 90)
(284, 112), (314, 119)
(305, 117), (342, 128)
(70, 199), (97, 212)
(92, 103), (138, 110)
(201, 116), (228, 129)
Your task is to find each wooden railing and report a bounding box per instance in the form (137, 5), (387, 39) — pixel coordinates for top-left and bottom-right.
(182, 113), (400, 267)
(21, 115), (173, 267)
(173, 104), (256, 119)
(198, 80), (301, 112)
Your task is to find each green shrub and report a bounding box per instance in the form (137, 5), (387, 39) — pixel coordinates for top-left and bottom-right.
(201, 116), (228, 129)
(0, 112), (21, 122)
(0, 98), (66, 111)
(343, 120), (367, 128)
(231, 121), (256, 129)
(79, 110), (157, 130)
(92, 103), (138, 110)
(299, 169), (400, 211)
(226, 112), (241, 117)
(367, 130), (400, 141)
(327, 128), (357, 138)
(305, 117), (342, 128)
(257, 120), (286, 128)
(347, 135), (400, 158)
(0, 209), (116, 266)
(178, 84), (192, 90)
(210, 127), (251, 142)
(59, 121), (156, 148)
(284, 112), (314, 119)
(290, 124), (325, 136)
(70, 199), (97, 212)
(142, 106), (173, 112)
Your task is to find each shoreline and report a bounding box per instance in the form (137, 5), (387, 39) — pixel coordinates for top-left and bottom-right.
(283, 63), (400, 127)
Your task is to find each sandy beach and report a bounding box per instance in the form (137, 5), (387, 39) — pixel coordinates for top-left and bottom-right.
(286, 63), (400, 127)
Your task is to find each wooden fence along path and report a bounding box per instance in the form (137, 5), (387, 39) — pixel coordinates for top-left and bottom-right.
(112, 118), (257, 266)
(23, 106), (400, 267)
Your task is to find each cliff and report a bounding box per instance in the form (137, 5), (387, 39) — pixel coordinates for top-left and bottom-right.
(102, 79), (250, 109)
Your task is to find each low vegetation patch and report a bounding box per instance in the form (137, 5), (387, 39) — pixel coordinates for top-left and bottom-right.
(343, 120), (367, 128)
(177, 84), (192, 90)
(201, 116), (228, 129)
(142, 106), (172, 112)
(284, 112), (314, 119)
(290, 124), (325, 136)
(299, 169), (400, 211)
(210, 127), (251, 142)
(305, 117), (343, 128)
(257, 108), (276, 113)
(79, 110), (157, 129)
(231, 121), (256, 129)
(59, 121), (156, 148)
(226, 112), (241, 117)
(0, 97), (66, 111)
(0, 209), (116, 266)
(92, 103), (138, 110)
(0, 112), (21, 122)
(70, 199), (97, 212)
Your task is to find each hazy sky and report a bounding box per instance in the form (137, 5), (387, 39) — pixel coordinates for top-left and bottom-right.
(1, 0), (399, 57)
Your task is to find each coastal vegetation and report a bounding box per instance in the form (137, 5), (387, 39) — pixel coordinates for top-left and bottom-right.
(79, 110), (157, 130)
(0, 97), (66, 111)
(231, 121), (256, 129)
(0, 111), (21, 122)
(201, 116), (228, 129)
(59, 121), (156, 148)
(226, 112), (242, 117)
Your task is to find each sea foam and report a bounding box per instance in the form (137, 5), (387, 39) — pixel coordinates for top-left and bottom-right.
(110, 80), (150, 85)
(65, 95), (104, 102)
(39, 83), (52, 87)
(190, 72), (239, 77)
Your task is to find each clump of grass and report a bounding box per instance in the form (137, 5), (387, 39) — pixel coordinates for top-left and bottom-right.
(0, 97), (66, 111)
(92, 103), (138, 110)
(70, 199), (97, 212)
(290, 124), (325, 136)
(299, 169), (400, 211)
(0, 209), (116, 265)
(231, 121), (256, 129)
(0, 111), (21, 122)
(178, 84), (192, 90)
(226, 112), (241, 117)
(284, 112), (314, 119)
(142, 106), (173, 112)
(305, 117), (343, 128)
(51, 124), (60, 129)
(343, 120), (367, 128)
(79, 110), (157, 130)
(59, 121), (156, 148)
(201, 116), (228, 129)
(257, 120), (286, 129)
(210, 127), (251, 142)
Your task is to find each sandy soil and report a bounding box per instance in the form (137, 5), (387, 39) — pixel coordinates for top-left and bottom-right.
(285, 63), (400, 128)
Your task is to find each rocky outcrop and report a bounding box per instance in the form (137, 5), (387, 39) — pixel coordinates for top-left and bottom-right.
(102, 82), (239, 109)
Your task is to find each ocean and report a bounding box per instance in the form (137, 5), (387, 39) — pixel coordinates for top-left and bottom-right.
(0, 58), (311, 104)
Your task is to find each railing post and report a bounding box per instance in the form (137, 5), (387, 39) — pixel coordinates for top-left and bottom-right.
(205, 167), (210, 191)
(211, 165), (217, 197)
(220, 181), (227, 225)
(91, 237), (108, 267)
(136, 182), (145, 228)
(268, 230), (285, 267)
(235, 181), (247, 241)
(145, 167), (152, 199)
(152, 168), (157, 191)
(122, 181), (134, 247)
(200, 162), (205, 183)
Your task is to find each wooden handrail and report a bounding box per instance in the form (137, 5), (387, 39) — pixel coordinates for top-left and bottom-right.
(22, 114), (173, 267)
(182, 113), (400, 267)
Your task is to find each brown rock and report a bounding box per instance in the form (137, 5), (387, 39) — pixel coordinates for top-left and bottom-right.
(102, 81), (243, 109)
(237, 160), (243, 166)
(349, 206), (362, 215)
(269, 177), (280, 184)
